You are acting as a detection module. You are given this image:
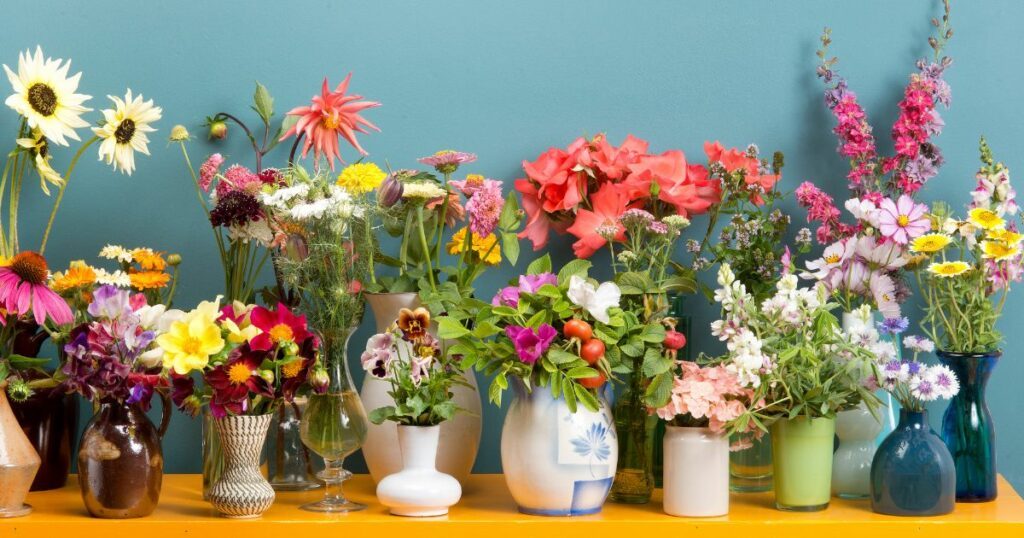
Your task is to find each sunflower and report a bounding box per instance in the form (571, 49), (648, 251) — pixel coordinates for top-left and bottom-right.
(16, 129), (63, 195)
(986, 227), (1024, 246)
(447, 227), (501, 265)
(909, 233), (952, 254)
(132, 248), (167, 271)
(50, 260), (97, 293)
(967, 207), (1005, 231)
(981, 240), (1021, 262)
(3, 47), (91, 146)
(129, 270), (170, 290)
(336, 162), (386, 194)
(93, 89), (162, 175)
(927, 261), (971, 278)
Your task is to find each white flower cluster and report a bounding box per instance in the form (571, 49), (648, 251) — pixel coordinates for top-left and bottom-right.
(759, 273), (821, 327)
(710, 264), (768, 388)
(262, 183), (359, 223)
(841, 305), (898, 363)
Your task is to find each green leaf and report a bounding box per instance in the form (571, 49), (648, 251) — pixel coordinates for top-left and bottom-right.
(575, 384), (600, 412)
(644, 371), (673, 408)
(566, 366), (598, 379)
(639, 323), (666, 343)
(471, 321), (502, 339)
(369, 406), (396, 425)
(562, 379), (578, 413)
(437, 317), (471, 339)
(492, 306), (518, 317)
(536, 284), (562, 298)
(501, 231), (521, 267)
(547, 348), (579, 365)
(526, 254), (552, 275)
(252, 81), (274, 123)
(498, 192), (521, 230)
(7, 354), (51, 370)
(641, 348), (672, 377)
(557, 259), (592, 286)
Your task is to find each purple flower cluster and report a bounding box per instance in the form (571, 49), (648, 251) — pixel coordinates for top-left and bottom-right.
(210, 190), (263, 228)
(492, 272), (558, 307)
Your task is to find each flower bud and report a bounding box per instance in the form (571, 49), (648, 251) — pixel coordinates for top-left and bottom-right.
(208, 119), (228, 140)
(285, 234), (308, 262)
(169, 125), (190, 142)
(6, 379), (33, 402)
(182, 395), (203, 417)
(260, 369), (275, 385)
(378, 174), (404, 208)
(310, 367), (330, 393)
(167, 253), (183, 266)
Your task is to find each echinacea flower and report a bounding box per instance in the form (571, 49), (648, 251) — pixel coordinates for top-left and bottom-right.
(910, 233), (952, 253)
(3, 46), (91, 146)
(567, 275), (621, 324)
(336, 162), (386, 194)
(981, 240), (1021, 262)
(927, 261), (970, 278)
(0, 251), (73, 326)
(878, 195), (929, 244)
(16, 129), (63, 195)
(280, 74), (381, 170)
(249, 303), (311, 352)
(968, 207), (1005, 231)
(93, 89), (162, 175)
(156, 311), (226, 375)
(504, 324), (557, 364)
(397, 307), (431, 341)
(418, 150), (477, 175)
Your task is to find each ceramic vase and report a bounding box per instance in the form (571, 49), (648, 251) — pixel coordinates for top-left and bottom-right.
(937, 350), (999, 502)
(209, 414), (276, 518)
(78, 398), (170, 518)
(377, 425), (462, 516)
(0, 387), (40, 518)
(361, 292), (482, 485)
(11, 384), (78, 491)
(663, 426), (729, 517)
(871, 409), (955, 516)
(771, 416), (835, 512)
(501, 378), (617, 516)
(832, 402), (882, 499)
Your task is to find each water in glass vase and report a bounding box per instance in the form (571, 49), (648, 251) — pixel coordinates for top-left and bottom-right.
(300, 390), (368, 461)
(730, 433), (773, 492)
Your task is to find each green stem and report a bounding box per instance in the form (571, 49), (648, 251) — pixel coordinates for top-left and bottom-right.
(417, 206), (437, 292)
(40, 136), (100, 254)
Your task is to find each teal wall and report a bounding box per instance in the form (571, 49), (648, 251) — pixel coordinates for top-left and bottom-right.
(5, 1), (1023, 489)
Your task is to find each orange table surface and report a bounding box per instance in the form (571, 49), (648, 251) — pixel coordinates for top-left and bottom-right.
(4, 474), (1024, 537)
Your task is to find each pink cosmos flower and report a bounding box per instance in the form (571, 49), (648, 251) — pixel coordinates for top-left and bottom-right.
(198, 153), (224, 192)
(0, 252), (73, 327)
(280, 74), (381, 170)
(878, 195), (929, 244)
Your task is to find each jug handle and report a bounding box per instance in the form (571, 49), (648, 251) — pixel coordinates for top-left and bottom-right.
(156, 390), (173, 438)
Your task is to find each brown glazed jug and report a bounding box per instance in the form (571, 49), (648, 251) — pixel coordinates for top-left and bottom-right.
(78, 394), (171, 518)
(0, 386), (41, 518)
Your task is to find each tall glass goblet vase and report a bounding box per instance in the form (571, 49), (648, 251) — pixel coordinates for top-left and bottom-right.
(299, 328), (369, 513)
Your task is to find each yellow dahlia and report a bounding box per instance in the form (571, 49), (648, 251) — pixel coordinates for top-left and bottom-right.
(909, 233), (952, 254)
(157, 314), (225, 375)
(927, 261), (971, 278)
(981, 240), (1021, 262)
(93, 89), (162, 175)
(447, 227), (501, 265)
(3, 47), (91, 146)
(336, 162), (386, 195)
(967, 207), (1005, 231)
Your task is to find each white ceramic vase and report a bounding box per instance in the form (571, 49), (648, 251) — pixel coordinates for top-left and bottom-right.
(360, 292), (482, 485)
(501, 379), (617, 516)
(376, 425), (462, 517)
(663, 426), (729, 517)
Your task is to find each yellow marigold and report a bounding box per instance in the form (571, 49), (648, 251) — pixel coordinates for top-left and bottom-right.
(927, 261), (971, 278)
(968, 207), (1005, 231)
(909, 233), (952, 254)
(447, 227), (501, 266)
(981, 240), (1021, 262)
(129, 270), (170, 290)
(336, 162), (386, 195)
(986, 227), (1024, 246)
(132, 248), (167, 271)
(51, 260), (98, 292)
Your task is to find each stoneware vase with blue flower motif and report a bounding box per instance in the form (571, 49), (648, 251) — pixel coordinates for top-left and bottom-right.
(501, 378), (617, 516)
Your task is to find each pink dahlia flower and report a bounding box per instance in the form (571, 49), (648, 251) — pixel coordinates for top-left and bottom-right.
(281, 74), (381, 170)
(0, 251), (73, 326)
(878, 195), (929, 244)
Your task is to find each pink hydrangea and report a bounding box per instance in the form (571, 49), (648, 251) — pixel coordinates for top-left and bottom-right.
(654, 361), (753, 433)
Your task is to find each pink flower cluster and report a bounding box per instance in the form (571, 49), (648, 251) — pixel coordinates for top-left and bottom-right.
(795, 181), (857, 243)
(825, 82), (877, 189)
(654, 361), (754, 433)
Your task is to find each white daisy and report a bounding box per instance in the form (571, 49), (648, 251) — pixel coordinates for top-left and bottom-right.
(93, 89), (162, 175)
(94, 268), (131, 288)
(3, 47), (92, 146)
(99, 244), (134, 263)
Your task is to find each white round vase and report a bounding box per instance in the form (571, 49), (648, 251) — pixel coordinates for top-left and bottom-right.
(376, 425), (461, 517)
(663, 426), (729, 517)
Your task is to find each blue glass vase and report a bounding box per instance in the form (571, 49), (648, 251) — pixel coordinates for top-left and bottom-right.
(937, 351), (999, 502)
(870, 409), (955, 516)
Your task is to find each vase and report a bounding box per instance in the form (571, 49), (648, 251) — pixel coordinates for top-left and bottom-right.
(265, 397), (322, 491)
(78, 396), (171, 518)
(729, 433), (773, 492)
(201, 408), (223, 500)
(937, 350), (999, 502)
(11, 382), (78, 491)
(663, 426), (729, 517)
(652, 294), (692, 488)
(832, 402), (882, 499)
(501, 378), (617, 516)
(377, 425), (462, 516)
(208, 414), (276, 518)
(771, 416), (835, 512)
(609, 373), (655, 503)
(299, 328), (369, 513)
(870, 409), (955, 516)
(0, 387), (40, 518)
(361, 292), (482, 485)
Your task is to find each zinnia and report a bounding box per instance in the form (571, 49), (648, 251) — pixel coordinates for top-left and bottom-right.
(0, 251), (73, 326)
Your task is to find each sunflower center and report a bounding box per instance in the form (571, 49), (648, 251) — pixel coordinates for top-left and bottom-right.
(897, 215), (910, 227)
(9, 251), (49, 285)
(281, 360), (303, 379)
(27, 83), (58, 116)
(269, 323), (294, 343)
(228, 363), (252, 385)
(181, 337), (203, 355)
(114, 119), (136, 144)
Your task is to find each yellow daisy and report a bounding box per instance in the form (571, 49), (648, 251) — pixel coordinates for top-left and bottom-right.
(336, 162), (386, 195)
(909, 233), (952, 254)
(3, 47), (91, 146)
(927, 261), (971, 278)
(447, 227), (501, 265)
(968, 207), (1005, 231)
(986, 227), (1024, 246)
(981, 240), (1021, 262)
(93, 89), (162, 175)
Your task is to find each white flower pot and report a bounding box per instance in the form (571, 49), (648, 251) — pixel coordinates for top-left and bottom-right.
(376, 425), (461, 517)
(663, 426), (729, 517)
(501, 379), (616, 516)
(361, 292), (482, 486)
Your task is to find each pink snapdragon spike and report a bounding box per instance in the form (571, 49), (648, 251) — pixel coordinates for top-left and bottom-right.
(281, 74), (381, 170)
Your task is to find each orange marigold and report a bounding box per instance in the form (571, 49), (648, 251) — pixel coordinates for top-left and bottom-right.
(129, 270), (170, 290)
(51, 261), (98, 292)
(132, 248), (167, 271)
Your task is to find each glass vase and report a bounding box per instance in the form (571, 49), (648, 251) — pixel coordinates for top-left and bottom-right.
(870, 409), (955, 516)
(266, 397), (322, 491)
(299, 328), (369, 513)
(609, 371), (655, 504)
(730, 433), (773, 492)
(201, 409), (223, 500)
(937, 350), (999, 502)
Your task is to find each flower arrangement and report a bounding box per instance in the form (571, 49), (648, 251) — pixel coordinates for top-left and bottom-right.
(159, 299), (326, 417)
(870, 323), (959, 411)
(910, 138), (1021, 353)
(361, 307), (467, 425)
(0, 47), (161, 259)
(51, 245), (182, 314)
(653, 360), (755, 435)
(710, 264), (879, 429)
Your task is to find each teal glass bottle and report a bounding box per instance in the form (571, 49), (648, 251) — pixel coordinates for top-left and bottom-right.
(936, 351), (999, 502)
(870, 409), (955, 516)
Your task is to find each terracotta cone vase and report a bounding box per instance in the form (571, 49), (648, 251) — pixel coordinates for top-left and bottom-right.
(0, 387), (41, 518)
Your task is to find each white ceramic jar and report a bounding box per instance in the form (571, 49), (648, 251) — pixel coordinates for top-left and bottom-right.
(663, 425), (729, 517)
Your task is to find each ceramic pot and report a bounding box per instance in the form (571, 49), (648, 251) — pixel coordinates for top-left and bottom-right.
(11, 382), (78, 491)
(771, 416), (835, 512)
(871, 410), (955, 516)
(0, 387), (40, 518)
(208, 414), (276, 518)
(361, 292), (482, 485)
(832, 402), (882, 499)
(663, 426), (729, 517)
(501, 378), (616, 516)
(377, 425), (462, 516)
(78, 397), (170, 518)
(937, 350), (998, 502)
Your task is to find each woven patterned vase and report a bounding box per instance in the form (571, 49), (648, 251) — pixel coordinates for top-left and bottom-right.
(208, 414), (275, 518)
